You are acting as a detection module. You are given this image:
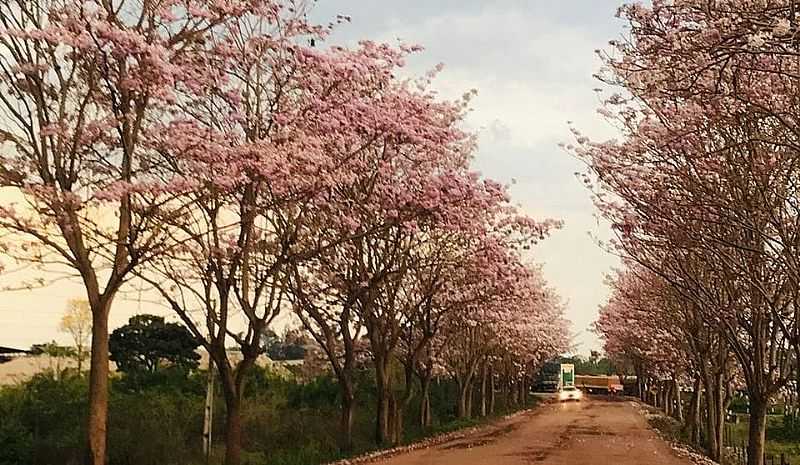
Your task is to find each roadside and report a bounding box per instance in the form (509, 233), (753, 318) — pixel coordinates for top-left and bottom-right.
(723, 415), (800, 464)
(328, 401), (541, 465)
(641, 401), (800, 465)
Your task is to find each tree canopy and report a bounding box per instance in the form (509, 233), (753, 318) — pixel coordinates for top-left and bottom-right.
(109, 315), (200, 374)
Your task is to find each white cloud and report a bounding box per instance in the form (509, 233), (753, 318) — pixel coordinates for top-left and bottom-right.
(313, 0), (625, 352)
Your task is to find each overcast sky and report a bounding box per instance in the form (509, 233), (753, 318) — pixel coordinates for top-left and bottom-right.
(310, 0), (625, 352)
(0, 1), (624, 353)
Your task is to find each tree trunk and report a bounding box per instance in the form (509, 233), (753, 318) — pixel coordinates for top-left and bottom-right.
(419, 372), (432, 428)
(702, 373), (719, 460)
(638, 377), (645, 401)
(87, 298), (111, 465)
(502, 375), (510, 410)
(387, 393), (398, 446)
(634, 364), (644, 401)
(394, 363), (416, 446)
(700, 368), (725, 462)
(465, 379), (473, 418)
(523, 377), (528, 406)
(674, 378), (683, 422)
(510, 379), (519, 406)
(392, 397), (403, 446)
(688, 376), (702, 447)
(665, 382), (673, 416)
(713, 375), (726, 461)
(488, 364), (496, 415)
(747, 396), (768, 465)
(340, 382), (356, 452)
(375, 354), (392, 445)
(457, 377), (472, 419)
(222, 387), (243, 465)
(480, 363), (488, 417)
(218, 354), (256, 465)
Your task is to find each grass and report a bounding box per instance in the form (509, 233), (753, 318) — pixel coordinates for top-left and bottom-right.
(726, 415), (800, 464)
(641, 404), (800, 465)
(283, 398), (541, 465)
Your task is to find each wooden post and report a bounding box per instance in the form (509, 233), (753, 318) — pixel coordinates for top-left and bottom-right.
(202, 358), (214, 464)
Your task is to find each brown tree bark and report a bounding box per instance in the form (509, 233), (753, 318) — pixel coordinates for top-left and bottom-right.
(700, 366), (726, 462)
(216, 351), (258, 465)
(375, 351), (393, 445)
(479, 362), (488, 417)
(222, 394), (243, 465)
(488, 364), (496, 415)
(418, 370), (432, 428)
(457, 376), (473, 419)
(340, 378), (356, 452)
(747, 395), (768, 465)
(687, 375), (702, 447)
(465, 380), (473, 418)
(673, 378), (683, 422)
(87, 297), (111, 465)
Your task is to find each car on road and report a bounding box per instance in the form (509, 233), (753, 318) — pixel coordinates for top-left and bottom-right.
(558, 386), (583, 402)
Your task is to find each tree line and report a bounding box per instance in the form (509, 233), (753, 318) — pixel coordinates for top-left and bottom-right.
(576, 3), (800, 465)
(0, 1), (569, 465)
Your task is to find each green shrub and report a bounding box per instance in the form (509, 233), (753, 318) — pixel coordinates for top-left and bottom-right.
(0, 386), (32, 465)
(0, 365), (534, 465)
(108, 388), (205, 465)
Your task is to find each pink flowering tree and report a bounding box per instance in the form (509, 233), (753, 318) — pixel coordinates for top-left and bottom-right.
(596, 262), (734, 453)
(133, 10), (471, 463)
(0, 1), (272, 462)
(574, 2), (800, 463)
(440, 250), (568, 419)
(288, 91), (510, 447)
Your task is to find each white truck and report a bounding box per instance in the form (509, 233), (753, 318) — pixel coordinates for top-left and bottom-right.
(558, 364), (582, 402)
(559, 363), (575, 388)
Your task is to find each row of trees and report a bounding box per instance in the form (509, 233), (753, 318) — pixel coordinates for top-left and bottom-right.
(0, 1), (569, 464)
(577, 2), (800, 465)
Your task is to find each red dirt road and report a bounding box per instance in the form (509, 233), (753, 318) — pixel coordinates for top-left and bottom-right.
(373, 398), (694, 465)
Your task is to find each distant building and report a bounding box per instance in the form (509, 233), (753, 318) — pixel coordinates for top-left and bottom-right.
(0, 346), (28, 358)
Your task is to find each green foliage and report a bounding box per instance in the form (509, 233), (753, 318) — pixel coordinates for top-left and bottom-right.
(0, 386), (32, 465)
(29, 341), (76, 358)
(782, 413), (800, 438)
(729, 394), (750, 414)
(557, 355), (617, 376)
(726, 416), (800, 463)
(0, 372), (88, 465)
(0, 363), (533, 465)
(109, 314), (200, 374)
(107, 388), (205, 465)
(113, 366), (206, 394)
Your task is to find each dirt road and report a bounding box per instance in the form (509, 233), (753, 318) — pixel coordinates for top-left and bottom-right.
(373, 397), (694, 465)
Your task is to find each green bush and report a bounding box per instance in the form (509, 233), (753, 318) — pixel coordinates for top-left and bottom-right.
(19, 372), (87, 465)
(0, 386), (33, 465)
(729, 394), (750, 414)
(108, 388), (205, 465)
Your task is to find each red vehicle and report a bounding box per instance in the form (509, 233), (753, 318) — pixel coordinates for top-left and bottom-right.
(576, 375), (625, 394)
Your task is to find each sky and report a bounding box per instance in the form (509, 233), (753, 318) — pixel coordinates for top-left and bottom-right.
(0, 0), (624, 354)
